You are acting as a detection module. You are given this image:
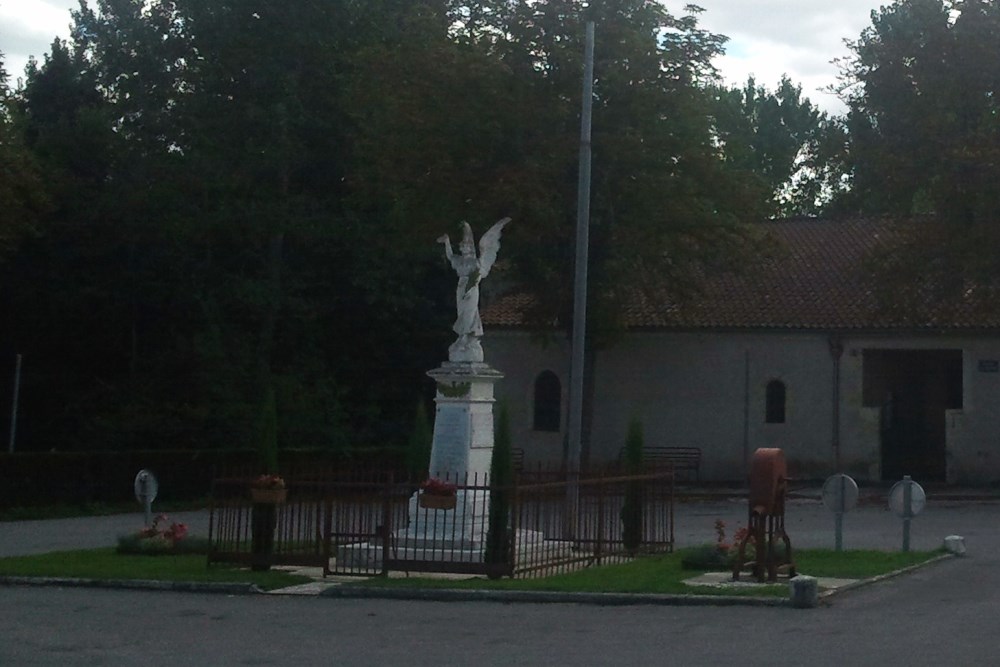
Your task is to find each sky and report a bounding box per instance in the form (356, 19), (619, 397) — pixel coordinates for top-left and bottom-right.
(1, 1), (888, 114)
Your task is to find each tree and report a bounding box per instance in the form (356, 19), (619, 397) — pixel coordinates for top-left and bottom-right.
(350, 2), (766, 334)
(406, 400), (433, 478)
(0, 0), (786, 457)
(709, 75), (846, 217)
(485, 402), (514, 574)
(0, 52), (48, 259)
(835, 0), (1000, 306)
(348, 2), (769, 464)
(837, 0), (1000, 221)
(620, 416), (644, 553)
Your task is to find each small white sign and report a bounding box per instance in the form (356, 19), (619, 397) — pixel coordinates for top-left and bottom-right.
(889, 477), (926, 518)
(134, 469), (158, 504)
(822, 473), (859, 513)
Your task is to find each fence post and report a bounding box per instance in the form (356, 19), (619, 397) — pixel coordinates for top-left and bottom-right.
(381, 472), (392, 577)
(322, 485), (333, 577)
(669, 469), (675, 551)
(507, 477), (519, 578)
(207, 479), (217, 563)
(595, 473), (604, 565)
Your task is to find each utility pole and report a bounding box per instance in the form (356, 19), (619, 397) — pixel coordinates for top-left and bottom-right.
(566, 21), (595, 539)
(9, 353), (22, 453)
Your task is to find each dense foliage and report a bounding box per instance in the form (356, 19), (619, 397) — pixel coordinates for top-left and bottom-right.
(5, 0), (992, 455)
(0, 0), (779, 454)
(835, 0), (1000, 304)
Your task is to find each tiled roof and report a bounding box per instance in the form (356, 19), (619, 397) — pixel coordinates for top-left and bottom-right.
(482, 217), (1000, 332)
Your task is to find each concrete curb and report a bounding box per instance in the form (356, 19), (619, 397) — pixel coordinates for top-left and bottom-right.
(1, 553), (954, 606)
(319, 585), (789, 607)
(0, 575), (263, 595)
(818, 552), (955, 600)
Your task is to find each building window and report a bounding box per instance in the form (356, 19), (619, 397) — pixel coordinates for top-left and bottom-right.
(533, 371), (561, 432)
(765, 380), (786, 424)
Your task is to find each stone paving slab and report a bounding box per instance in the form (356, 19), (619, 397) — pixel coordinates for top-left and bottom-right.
(682, 570), (856, 591)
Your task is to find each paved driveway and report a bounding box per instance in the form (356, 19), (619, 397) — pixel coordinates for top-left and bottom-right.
(1, 496), (991, 557)
(0, 510), (212, 557)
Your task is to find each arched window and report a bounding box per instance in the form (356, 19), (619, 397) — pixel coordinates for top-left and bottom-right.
(766, 380), (786, 424)
(533, 371), (561, 432)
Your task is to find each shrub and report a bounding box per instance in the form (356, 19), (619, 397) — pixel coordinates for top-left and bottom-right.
(620, 417), (644, 553)
(406, 400), (433, 479)
(485, 403), (514, 574)
(116, 514), (210, 555)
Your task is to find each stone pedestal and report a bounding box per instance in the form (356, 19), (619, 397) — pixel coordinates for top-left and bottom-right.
(402, 361), (503, 555)
(425, 361), (503, 480)
(337, 361), (521, 570)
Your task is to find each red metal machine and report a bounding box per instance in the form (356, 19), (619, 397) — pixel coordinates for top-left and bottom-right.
(732, 448), (796, 582)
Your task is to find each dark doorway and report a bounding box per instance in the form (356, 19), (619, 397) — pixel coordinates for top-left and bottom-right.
(862, 349), (962, 482)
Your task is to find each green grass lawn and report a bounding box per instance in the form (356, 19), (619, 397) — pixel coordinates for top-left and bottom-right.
(0, 548), (313, 591)
(0, 547), (944, 597)
(357, 547), (945, 597)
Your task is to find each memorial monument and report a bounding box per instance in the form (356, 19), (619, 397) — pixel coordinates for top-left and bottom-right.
(339, 218), (522, 569)
(393, 218), (511, 558)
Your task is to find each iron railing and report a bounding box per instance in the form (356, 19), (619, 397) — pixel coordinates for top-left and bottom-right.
(208, 468), (674, 579)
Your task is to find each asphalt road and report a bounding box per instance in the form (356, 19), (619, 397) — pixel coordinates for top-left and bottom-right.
(0, 555), (993, 666)
(0, 510), (212, 558)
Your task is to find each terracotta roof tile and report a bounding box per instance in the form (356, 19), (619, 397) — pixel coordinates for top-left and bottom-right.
(482, 217), (1000, 332)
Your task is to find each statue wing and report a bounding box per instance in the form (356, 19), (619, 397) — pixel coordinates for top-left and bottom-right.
(477, 217), (511, 280)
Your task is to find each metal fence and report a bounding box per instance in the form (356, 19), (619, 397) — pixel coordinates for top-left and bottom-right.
(208, 468), (674, 579)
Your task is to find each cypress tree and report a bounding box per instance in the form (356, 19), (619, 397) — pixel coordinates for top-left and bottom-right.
(485, 403), (514, 575)
(620, 417), (645, 553)
(406, 400), (433, 480)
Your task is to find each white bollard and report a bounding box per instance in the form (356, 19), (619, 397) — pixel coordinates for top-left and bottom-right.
(789, 575), (819, 608)
(943, 535), (966, 556)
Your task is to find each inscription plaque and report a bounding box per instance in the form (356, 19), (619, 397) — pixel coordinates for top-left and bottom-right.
(430, 404), (470, 476)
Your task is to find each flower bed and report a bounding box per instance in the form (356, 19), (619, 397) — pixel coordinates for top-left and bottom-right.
(116, 514), (209, 555)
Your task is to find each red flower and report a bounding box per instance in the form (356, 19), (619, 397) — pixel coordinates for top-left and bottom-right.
(168, 523), (188, 542)
(420, 478), (457, 496)
(135, 514), (189, 545)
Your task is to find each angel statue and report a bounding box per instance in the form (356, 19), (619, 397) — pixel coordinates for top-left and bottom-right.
(437, 217), (511, 362)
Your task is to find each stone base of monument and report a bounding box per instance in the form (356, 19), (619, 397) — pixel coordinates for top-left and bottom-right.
(335, 490), (551, 572)
(335, 528), (553, 572)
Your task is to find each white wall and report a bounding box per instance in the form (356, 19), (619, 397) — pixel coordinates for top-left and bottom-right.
(487, 329), (1000, 483)
(591, 332), (835, 480)
(486, 332), (571, 466)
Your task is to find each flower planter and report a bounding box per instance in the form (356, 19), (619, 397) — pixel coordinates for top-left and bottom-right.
(250, 487), (287, 504)
(419, 493), (457, 510)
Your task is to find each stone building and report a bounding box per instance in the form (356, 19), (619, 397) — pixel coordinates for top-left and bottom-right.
(483, 217), (1000, 483)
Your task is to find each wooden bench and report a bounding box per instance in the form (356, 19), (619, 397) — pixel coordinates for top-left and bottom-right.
(619, 446), (702, 481)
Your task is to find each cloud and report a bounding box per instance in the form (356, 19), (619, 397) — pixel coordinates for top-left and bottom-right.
(662, 1), (884, 113)
(3, 0), (883, 114)
(0, 0), (76, 80)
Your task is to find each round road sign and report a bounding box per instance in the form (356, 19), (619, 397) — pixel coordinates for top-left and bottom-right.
(822, 473), (859, 513)
(889, 477), (926, 518)
(134, 469), (158, 504)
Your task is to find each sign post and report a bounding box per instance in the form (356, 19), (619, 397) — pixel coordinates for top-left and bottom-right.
(822, 473), (858, 551)
(888, 475), (926, 552)
(133, 469), (158, 526)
